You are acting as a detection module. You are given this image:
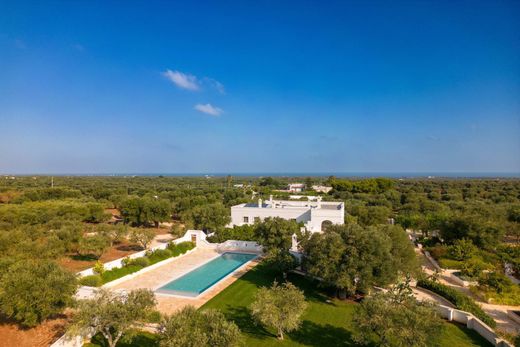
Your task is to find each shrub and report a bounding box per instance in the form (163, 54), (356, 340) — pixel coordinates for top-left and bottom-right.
(438, 258), (463, 269)
(96, 242), (194, 285)
(146, 310), (162, 324)
(460, 257), (491, 279)
(417, 236), (442, 248)
(473, 285), (520, 306)
(448, 239), (476, 261)
(148, 249), (172, 264)
(427, 245), (447, 260)
(167, 241), (195, 256)
(80, 275), (103, 287)
(417, 278), (496, 328)
(129, 257), (151, 268)
(478, 272), (513, 294)
(93, 261), (105, 275)
(121, 256), (132, 267)
(101, 265), (143, 284)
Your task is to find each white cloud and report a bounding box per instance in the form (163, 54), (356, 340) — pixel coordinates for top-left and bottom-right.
(194, 103), (223, 116)
(204, 78), (226, 94)
(163, 70), (200, 91)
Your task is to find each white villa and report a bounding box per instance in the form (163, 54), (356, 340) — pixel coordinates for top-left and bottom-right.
(287, 183), (305, 193)
(230, 196), (344, 233)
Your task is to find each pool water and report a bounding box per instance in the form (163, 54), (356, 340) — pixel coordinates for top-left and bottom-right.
(156, 252), (257, 297)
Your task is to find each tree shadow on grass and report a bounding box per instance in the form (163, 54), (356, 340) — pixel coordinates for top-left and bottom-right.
(288, 320), (358, 347)
(88, 331), (158, 347)
(224, 306), (274, 341)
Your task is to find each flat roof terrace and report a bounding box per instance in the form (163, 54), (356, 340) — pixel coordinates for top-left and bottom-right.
(237, 200), (343, 210)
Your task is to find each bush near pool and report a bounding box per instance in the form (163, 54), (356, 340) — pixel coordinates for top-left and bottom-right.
(79, 241), (195, 287)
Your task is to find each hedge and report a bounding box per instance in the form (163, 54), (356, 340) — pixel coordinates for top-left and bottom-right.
(81, 241), (195, 287)
(417, 278), (496, 328)
(438, 258), (463, 270)
(79, 274), (103, 287)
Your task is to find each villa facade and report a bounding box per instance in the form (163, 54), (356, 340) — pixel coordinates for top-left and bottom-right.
(229, 196), (344, 233)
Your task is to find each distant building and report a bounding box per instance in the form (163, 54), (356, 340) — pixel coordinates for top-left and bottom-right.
(229, 196), (344, 233)
(312, 185), (333, 193)
(287, 183), (305, 193)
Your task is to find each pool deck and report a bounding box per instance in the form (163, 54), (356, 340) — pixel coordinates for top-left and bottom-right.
(109, 247), (261, 314)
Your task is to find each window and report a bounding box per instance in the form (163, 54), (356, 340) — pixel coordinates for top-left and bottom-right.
(254, 217), (260, 223)
(243, 216), (249, 223)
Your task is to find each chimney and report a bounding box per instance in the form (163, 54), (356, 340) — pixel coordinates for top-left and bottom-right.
(317, 196), (322, 208)
(258, 198), (262, 208)
(269, 194), (273, 203)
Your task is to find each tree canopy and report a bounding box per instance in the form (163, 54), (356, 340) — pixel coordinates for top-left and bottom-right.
(0, 259), (78, 327)
(250, 281), (307, 340)
(159, 306), (241, 347)
(68, 288), (157, 347)
(303, 223), (418, 297)
(353, 280), (443, 347)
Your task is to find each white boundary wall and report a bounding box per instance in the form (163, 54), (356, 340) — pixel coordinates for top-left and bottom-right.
(77, 230), (200, 277)
(437, 305), (513, 347)
(217, 240), (262, 253)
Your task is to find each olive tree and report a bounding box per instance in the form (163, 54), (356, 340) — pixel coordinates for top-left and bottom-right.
(0, 259), (78, 327)
(159, 306), (241, 347)
(254, 217), (301, 275)
(130, 228), (156, 249)
(353, 280), (443, 347)
(303, 223), (417, 298)
(78, 234), (110, 258)
(250, 281), (307, 340)
(68, 288), (156, 347)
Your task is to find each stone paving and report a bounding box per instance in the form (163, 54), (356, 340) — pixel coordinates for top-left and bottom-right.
(109, 247), (261, 315)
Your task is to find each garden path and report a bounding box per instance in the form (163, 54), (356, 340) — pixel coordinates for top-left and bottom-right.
(417, 247), (520, 334)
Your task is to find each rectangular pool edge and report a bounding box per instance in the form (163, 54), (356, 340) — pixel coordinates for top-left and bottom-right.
(155, 252), (259, 298)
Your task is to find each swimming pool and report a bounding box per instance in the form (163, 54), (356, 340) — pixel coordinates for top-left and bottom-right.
(156, 252), (257, 297)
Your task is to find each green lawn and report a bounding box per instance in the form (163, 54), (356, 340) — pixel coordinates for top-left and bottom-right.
(201, 263), (492, 347)
(86, 263), (492, 347)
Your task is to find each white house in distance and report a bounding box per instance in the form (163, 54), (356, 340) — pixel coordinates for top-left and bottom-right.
(229, 196), (344, 233)
(287, 183), (305, 193)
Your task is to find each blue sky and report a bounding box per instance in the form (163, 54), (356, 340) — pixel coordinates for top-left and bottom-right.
(1, 1), (519, 174)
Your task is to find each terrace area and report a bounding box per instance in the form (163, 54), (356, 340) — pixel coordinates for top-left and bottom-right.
(106, 246), (261, 314)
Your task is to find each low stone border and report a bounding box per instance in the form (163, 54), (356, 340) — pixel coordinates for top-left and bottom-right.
(102, 247), (197, 289)
(507, 310), (520, 325)
(447, 270), (478, 288)
(423, 250), (442, 271)
(437, 305), (513, 347)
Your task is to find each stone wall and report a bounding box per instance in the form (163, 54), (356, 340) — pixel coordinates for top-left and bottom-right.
(437, 305), (513, 347)
(77, 230), (197, 277)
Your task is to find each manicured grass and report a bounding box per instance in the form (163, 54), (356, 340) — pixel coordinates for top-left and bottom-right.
(85, 263), (492, 347)
(201, 263), (492, 347)
(85, 331), (158, 347)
